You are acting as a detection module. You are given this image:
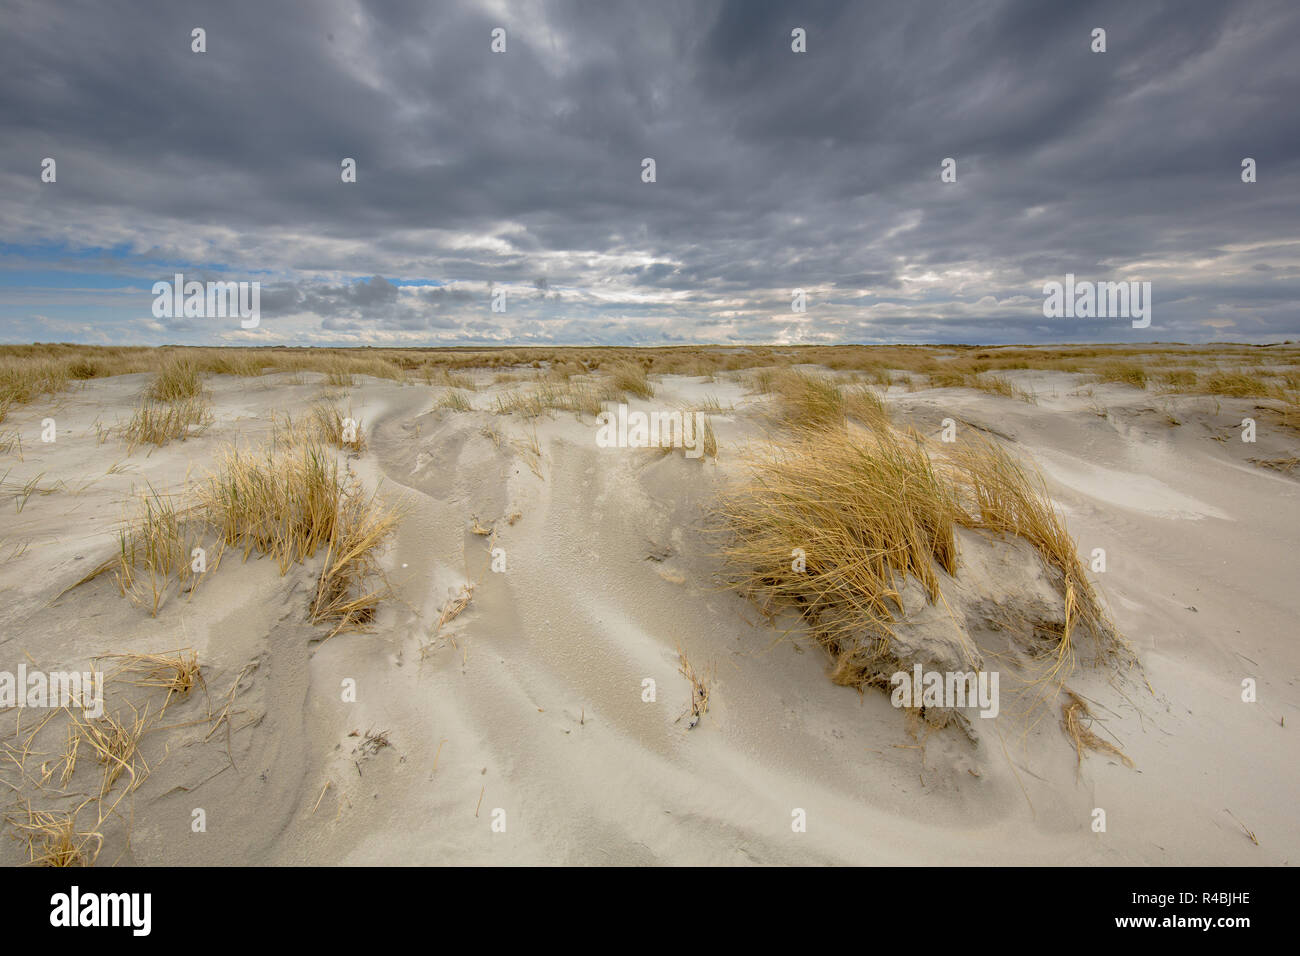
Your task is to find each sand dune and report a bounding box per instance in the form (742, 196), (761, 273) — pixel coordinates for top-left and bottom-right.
(0, 361), (1295, 866)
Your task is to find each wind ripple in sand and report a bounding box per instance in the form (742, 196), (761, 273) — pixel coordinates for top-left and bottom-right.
(1033, 449), (1231, 520)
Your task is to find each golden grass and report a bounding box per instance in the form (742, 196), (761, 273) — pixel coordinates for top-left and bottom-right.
(1093, 363), (1148, 389)
(122, 394), (213, 448)
(2, 343), (1295, 391)
(146, 355), (204, 402)
(309, 401), (366, 450)
(494, 380), (614, 420)
(973, 373), (1037, 404)
(6, 805), (102, 867)
(310, 480), (401, 635)
(436, 583), (474, 633)
(202, 444), (343, 570)
(95, 649), (201, 712)
(946, 437), (1120, 693)
(204, 351), (265, 376)
(1203, 371), (1268, 397)
(437, 389), (475, 413)
(1156, 369), (1198, 390)
(610, 361), (654, 399)
(716, 413), (1122, 713)
(717, 423), (960, 688)
(768, 370), (890, 430)
(86, 442), (397, 632)
(1062, 690), (1134, 775)
(698, 414), (719, 459)
(1, 643), (225, 867)
(511, 427), (545, 478)
(69, 703), (151, 796)
(0, 344), (1295, 439)
(675, 642), (713, 729)
(110, 486), (201, 615)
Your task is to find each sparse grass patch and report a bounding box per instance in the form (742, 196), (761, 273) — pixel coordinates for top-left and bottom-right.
(147, 356), (204, 402)
(1062, 690), (1134, 775)
(97, 648), (201, 706)
(309, 402), (366, 450)
(1093, 363), (1147, 389)
(973, 373), (1037, 404)
(89, 442), (398, 632)
(609, 361), (654, 400)
(122, 394), (212, 448)
(1203, 371), (1268, 397)
(675, 642), (713, 729)
(436, 389), (475, 413)
(6, 806), (102, 867)
(1156, 369), (1198, 391)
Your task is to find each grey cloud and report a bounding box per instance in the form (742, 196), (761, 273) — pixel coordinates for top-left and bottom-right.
(0, 0), (1297, 345)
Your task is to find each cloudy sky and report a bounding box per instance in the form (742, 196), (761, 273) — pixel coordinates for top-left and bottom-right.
(2, 0), (1297, 347)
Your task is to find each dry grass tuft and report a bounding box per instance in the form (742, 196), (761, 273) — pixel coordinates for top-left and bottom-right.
(109, 486), (203, 615)
(675, 643), (713, 729)
(147, 355), (204, 402)
(717, 423), (959, 687)
(945, 436), (1116, 672)
(511, 427), (545, 478)
(1093, 363), (1148, 389)
(89, 442), (397, 634)
(436, 583), (474, 633)
(974, 373), (1037, 404)
(1061, 690), (1134, 775)
(437, 389), (475, 413)
(609, 361), (655, 399)
(310, 480), (400, 635)
(122, 394), (213, 448)
(6, 805), (103, 867)
(96, 649), (202, 712)
(309, 401), (366, 450)
(1203, 371), (1268, 398)
(69, 704), (151, 796)
(716, 410), (1126, 748)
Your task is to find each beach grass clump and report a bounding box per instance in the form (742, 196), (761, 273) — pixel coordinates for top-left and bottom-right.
(1062, 690), (1134, 774)
(92, 443), (397, 631)
(1203, 370), (1268, 398)
(96, 649), (201, 712)
(1093, 363), (1148, 389)
(716, 423), (959, 687)
(716, 420), (1120, 697)
(1156, 369), (1198, 391)
(772, 370), (848, 427)
(609, 361), (655, 400)
(122, 394), (213, 448)
(310, 480), (401, 633)
(973, 373), (1037, 404)
(111, 485), (202, 615)
(768, 370), (890, 431)
(308, 401), (366, 450)
(945, 436), (1118, 684)
(436, 389), (475, 413)
(203, 351), (265, 377)
(146, 355), (204, 402)
(5, 806), (103, 867)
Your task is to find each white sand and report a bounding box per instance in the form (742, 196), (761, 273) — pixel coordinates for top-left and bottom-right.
(1, 366), (1295, 865)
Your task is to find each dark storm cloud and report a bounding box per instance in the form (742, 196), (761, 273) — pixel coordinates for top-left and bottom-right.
(0, 0), (1297, 345)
